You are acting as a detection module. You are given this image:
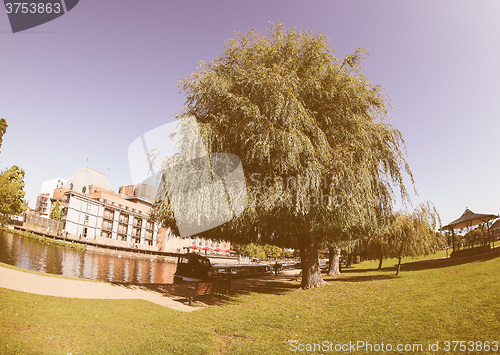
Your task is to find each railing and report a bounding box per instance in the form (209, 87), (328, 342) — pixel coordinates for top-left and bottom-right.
(24, 213), (62, 234)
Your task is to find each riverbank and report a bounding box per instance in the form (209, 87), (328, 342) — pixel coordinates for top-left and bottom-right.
(1, 225), (85, 251)
(10, 224), (241, 263)
(0, 262), (195, 312)
(1, 250), (498, 354)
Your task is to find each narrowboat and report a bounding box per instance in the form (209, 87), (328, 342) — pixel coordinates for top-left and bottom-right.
(173, 253), (272, 283)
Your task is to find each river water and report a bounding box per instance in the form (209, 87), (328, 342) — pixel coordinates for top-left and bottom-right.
(0, 230), (176, 284)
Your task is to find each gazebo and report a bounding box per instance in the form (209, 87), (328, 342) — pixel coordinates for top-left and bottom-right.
(441, 208), (498, 256)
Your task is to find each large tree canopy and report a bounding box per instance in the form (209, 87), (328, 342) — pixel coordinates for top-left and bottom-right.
(153, 24), (413, 288)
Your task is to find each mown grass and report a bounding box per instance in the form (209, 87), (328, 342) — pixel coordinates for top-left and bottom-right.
(1, 250), (499, 354)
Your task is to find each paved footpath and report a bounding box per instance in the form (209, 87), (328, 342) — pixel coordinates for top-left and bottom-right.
(0, 265), (195, 312)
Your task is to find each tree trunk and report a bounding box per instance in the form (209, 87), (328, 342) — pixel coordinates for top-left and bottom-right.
(326, 245), (341, 276)
(299, 235), (325, 289)
(395, 256), (402, 276)
(346, 253), (353, 268)
(377, 255), (383, 270)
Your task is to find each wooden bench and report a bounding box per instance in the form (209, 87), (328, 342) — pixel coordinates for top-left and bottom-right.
(185, 279), (231, 306)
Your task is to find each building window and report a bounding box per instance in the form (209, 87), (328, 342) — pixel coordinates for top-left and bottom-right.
(118, 224), (128, 234)
(104, 208), (114, 220)
(102, 220), (112, 231)
(82, 186), (86, 193)
(119, 213), (129, 224)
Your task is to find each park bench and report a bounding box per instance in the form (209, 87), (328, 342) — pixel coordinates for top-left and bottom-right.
(185, 279), (231, 306)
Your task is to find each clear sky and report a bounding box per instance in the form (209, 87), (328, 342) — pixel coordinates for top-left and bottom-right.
(1, 0), (499, 226)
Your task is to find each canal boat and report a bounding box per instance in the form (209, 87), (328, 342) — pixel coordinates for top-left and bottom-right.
(173, 253), (272, 282)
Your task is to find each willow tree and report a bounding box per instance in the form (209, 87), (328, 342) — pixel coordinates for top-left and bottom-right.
(153, 24), (413, 288)
(385, 202), (441, 276)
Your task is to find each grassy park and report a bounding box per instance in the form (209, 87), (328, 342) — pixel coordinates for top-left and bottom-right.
(1, 249), (498, 354)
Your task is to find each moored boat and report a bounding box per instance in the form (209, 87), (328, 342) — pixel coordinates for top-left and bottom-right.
(174, 253), (272, 282)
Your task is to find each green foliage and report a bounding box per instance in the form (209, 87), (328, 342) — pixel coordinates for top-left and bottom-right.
(0, 165), (26, 225)
(233, 243), (283, 260)
(1, 226), (85, 250)
(464, 228), (484, 246)
(50, 200), (63, 222)
(234, 243), (266, 260)
(158, 24), (411, 233)
(284, 250), (294, 259)
(263, 244), (283, 259)
(0, 118), (7, 153)
(381, 202), (441, 275)
(153, 24), (414, 288)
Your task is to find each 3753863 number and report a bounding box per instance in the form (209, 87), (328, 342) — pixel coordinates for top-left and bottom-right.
(443, 340), (498, 352)
(5, 2), (62, 14)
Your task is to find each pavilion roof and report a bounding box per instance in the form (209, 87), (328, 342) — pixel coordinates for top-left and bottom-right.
(441, 208), (498, 231)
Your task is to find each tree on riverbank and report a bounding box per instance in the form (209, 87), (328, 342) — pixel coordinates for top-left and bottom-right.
(153, 24), (413, 288)
(50, 200), (64, 222)
(0, 119), (27, 225)
(0, 165), (26, 225)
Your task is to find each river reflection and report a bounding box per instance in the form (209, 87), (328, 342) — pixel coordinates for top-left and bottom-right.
(0, 231), (176, 284)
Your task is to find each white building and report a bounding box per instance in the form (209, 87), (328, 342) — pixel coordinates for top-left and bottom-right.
(35, 177), (65, 216)
(53, 166), (159, 249)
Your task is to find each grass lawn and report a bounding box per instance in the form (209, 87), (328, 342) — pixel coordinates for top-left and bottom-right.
(1, 250), (499, 354)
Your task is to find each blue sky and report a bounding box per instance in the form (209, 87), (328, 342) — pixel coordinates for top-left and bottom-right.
(1, 0), (499, 226)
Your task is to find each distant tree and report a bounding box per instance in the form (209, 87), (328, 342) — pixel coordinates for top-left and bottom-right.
(284, 250), (294, 259)
(385, 202), (441, 276)
(363, 218), (394, 270)
(235, 243), (267, 260)
(0, 165), (26, 225)
(326, 239), (358, 276)
(50, 200), (63, 222)
(263, 244), (283, 260)
(464, 228), (484, 247)
(0, 118), (7, 154)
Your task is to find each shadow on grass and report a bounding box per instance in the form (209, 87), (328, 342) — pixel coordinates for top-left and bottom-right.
(109, 274), (300, 307)
(400, 247), (500, 272)
(325, 274), (396, 283)
(342, 246), (500, 275)
(108, 247), (499, 307)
